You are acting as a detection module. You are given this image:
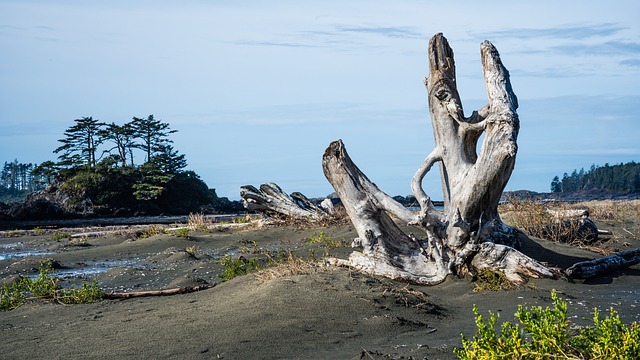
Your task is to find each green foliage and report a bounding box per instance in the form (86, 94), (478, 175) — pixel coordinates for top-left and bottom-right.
(185, 245), (198, 257)
(54, 116), (106, 170)
(138, 225), (165, 238)
(218, 255), (260, 281)
(1, 260), (103, 311)
(307, 231), (344, 249)
(51, 232), (71, 241)
(174, 228), (190, 239)
(553, 161), (640, 194)
(454, 290), (640, 359)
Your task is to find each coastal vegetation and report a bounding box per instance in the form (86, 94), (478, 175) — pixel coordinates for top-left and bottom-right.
(551, 161), (640, 194)
(455, 291), (640, 359)
(0, 260), (103, 311)
(0, 115), (241, 217)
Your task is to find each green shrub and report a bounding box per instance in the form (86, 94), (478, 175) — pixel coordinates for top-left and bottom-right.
(1, 260), (103, 311)
(218, 255), (260, 281)
(454, 290), (640, 359)
(174, 227), (190, 239)
(307, 231), (345, 249)
(51, 232), (71, 241)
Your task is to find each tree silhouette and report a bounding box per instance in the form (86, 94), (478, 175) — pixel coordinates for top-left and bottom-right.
(54, 117), (105, 170)
(130, 115), (177, 163)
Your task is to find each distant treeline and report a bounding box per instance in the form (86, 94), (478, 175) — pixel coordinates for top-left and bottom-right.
(550, 161), (640, 193)
(0, 160), (48, 202)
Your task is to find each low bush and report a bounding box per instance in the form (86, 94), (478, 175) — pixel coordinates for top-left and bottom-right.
(455, 290), (640, 359)
(1, 260), (103, 311)
(218, 255), (260, 281)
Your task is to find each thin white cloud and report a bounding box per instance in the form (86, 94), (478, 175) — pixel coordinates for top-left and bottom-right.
(552, 41), (640, 56)
(335, 25), (424, 39)
(476, 23), (626, 41)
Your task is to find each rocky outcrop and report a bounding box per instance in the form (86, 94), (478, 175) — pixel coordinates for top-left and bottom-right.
(1, 179), (94, 221)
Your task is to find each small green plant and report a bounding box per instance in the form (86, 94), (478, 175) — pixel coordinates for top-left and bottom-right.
(174, 227), (190, 239)
(33, 227), (44, 235)
(0, 260), (103, 311)
(218, 255), (260, 281)
(473, 269), (517, 292)
(454, 290), (640, 359)
(233, 215), (252, 224)
(139, 225), (165, 238)
(307, 231), (345, 249)
(185, 245), (198, 257)
(51, 232), (71, 241)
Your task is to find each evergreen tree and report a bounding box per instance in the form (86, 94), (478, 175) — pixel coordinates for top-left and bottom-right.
(550, 176), (561, 193)
(54, 117), (106, 170)
(99, 122), (136, 167)
(130, 115), (177, 163)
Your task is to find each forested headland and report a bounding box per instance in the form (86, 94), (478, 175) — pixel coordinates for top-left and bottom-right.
(550, 162), (640, 194)
(0, 115), (241, 220)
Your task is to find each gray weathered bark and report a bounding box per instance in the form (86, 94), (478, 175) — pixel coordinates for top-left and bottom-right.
(322, 33), (555, 284)
(240, 182), (328, 220)
(565, 248), (640, 279)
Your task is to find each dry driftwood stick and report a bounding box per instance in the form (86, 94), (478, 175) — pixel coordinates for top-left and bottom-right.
(104, 284), (215, 299)
(564, 248), (640, 279)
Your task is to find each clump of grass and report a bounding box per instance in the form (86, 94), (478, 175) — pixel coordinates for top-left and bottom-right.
(454, 290), (640, 359)
(233, 215), (253, 224)
(138, 225), (165, 238)
(51, 232), (71, 241)
(174, 227), (190, 239)
(580, 200), (640, 222)
(500, 197), (592, 243)
(68, 237), (91, 247)
(187, 213), (212, 231)
(472, 269), (517, 292)
(185, 245), (199, 258)
(256, 250), (322, 281)
(218, 255), (261, 281)
(307, 231), (346, 249)
(1, 260), (103, 311)
(2, 230), (23, 238)
(33, 227), (44, 235)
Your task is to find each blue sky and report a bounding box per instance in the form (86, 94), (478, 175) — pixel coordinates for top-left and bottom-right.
(1, 1), (639, 200)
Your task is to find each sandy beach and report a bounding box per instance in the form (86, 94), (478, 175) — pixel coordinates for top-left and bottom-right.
(1, 215), (639, 359)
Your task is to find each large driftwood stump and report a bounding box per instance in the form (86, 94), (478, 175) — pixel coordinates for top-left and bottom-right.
(323, 33), (556, 284)
(240, 182), (329, 220)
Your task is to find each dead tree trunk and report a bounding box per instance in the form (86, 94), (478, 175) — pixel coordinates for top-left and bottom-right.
(240, 182), (329, 221)
(323, 33), (555, 285)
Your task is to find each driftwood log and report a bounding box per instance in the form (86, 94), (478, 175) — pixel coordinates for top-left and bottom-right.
(240, 182), (329, 220)
(322, 33), (560, 285)
(565, 248), (640, 279)
(104, 285), (214, 299)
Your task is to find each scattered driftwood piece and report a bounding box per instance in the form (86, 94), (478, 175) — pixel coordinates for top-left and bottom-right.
(564, 248), (640, 279)
(240, 182), (329, 220)
(322, 33), (554, 285)
(104, 284), (215, 299)
(70, 231), (116, 238)
(546, 209), (587, 219)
